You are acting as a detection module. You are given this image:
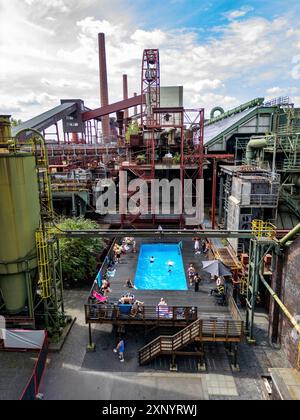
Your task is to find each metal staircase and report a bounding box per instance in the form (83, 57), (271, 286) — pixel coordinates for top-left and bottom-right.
(138, 319), (202, 365)
(138, 295), (244, 366)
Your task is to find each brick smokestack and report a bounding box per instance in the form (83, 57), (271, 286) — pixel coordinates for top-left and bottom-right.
(123, 74), (129, 119)
(98, 33), (110, 140)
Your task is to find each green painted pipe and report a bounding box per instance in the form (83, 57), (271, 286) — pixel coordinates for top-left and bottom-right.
(279, 223), (300, 246)
(245, 138), (269, 163)
(210, 107), (224, 120)
(205, 97), (265, 126)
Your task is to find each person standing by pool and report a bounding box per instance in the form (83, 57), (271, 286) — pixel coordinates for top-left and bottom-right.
(194, 273), (201, 292)
(188, 263), (196, 286)
(194, 238), (200, 254)
(113, 338), (125, 362)
(132, 240), (137, 253)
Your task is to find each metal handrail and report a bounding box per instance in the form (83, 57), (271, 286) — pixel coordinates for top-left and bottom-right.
(85, 304), (197, 323)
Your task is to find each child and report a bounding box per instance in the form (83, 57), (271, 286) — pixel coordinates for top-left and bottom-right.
(113, 338), (125, 362)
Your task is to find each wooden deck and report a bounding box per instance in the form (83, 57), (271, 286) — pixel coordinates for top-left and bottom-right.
(86, 238), (236, 322)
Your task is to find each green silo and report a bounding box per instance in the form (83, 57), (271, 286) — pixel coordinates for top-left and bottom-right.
(0, 116), (40, 313)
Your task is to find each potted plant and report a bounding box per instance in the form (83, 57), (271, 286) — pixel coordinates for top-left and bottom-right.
(125, 121), (140, 146)
(173, 152), (181, 164)
(136, 154), (146, 165)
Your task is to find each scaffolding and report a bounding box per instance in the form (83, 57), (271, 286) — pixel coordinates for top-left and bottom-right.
(15, 129), (65, 336)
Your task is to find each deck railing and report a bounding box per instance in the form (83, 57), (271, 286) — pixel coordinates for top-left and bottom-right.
(85, 304), (198, 324)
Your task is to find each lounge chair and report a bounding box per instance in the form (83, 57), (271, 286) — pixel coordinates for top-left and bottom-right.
(92, 290), (108, 303)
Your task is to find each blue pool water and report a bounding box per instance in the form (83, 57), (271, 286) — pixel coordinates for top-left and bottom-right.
(134, 243), (187, 290)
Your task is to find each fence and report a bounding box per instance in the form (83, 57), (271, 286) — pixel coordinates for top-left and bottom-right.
(19, 331), (48, 401)
(85, 304), (198, 325)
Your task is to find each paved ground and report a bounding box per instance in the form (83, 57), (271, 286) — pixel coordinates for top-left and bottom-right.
(1, 240), (292, 400)
(39, 287), (291, 401)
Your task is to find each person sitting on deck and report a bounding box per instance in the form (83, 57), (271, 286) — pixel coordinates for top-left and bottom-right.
(130, 300), (144, 317)
(119, 293), (135, 305)
(122, 243), (130, 254)
(158, 297), (167, 306)
(157, 298), (170, 318)
(100, 278), (111, 296)
(124, 278), (134, 288)
(210, 275), (224, 295)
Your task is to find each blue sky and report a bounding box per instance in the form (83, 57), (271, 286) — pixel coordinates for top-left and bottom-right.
(124, 0), (300, 34)
(1, 0), (300, 121)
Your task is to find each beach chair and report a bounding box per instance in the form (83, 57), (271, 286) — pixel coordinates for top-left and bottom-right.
(92, 290), (108, 303)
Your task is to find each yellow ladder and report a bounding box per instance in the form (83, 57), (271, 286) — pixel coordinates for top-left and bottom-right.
(36, 229), (51, 299)
(29, 137), (54, 219)
(240, 276), (248, 296)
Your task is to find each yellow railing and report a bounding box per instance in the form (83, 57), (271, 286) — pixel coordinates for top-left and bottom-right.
(239, 276), (248, 296)
(29, 137), (54, 219)
(36, 229), (51, 299)
(252, 219), (276, 239)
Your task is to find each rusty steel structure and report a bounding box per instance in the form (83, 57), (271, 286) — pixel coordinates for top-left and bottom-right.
(141, 49), (160, 127)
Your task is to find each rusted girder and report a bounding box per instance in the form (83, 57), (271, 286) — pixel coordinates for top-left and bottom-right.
(82, 95), (146, 121)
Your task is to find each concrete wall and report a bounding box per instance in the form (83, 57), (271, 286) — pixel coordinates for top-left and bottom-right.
(279, 237), (300, 368)
(160, 86), (183, 107)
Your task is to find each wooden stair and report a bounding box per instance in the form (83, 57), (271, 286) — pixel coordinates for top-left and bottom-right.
(138, 319), (203, 365)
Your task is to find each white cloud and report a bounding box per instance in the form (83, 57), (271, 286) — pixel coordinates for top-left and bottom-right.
(24, 0), (70, 13)
(224, 6), (254, 21)
(1, 1), (300, 122)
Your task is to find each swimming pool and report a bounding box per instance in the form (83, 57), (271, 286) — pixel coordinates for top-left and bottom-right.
(134, 243), (187, 290)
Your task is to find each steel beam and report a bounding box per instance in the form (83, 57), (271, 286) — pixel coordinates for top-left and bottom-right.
(82, 95), (146, 121)
(55, 229), (255, 239)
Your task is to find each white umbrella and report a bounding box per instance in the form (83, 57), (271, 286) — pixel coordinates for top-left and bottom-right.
(201, 260), (232, 277)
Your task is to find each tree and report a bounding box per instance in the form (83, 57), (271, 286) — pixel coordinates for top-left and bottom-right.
(56, 217), (105, 287)
(11, 118), (22, 127)
(125, 120), (140, 143)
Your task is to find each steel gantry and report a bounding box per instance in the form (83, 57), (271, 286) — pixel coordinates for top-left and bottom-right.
(14, 130), (66, 337)
(245, 220), (300, 367)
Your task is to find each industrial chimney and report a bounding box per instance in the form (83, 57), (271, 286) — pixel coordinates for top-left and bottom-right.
(123, 75), (129, 120)
(98, 33), (110, 141)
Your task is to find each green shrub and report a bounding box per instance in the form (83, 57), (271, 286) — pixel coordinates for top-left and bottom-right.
(56, 217), (105, 287)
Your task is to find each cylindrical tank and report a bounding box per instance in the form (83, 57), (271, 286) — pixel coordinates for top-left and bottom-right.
(0, 119), (40, 313)
(0, 115), (12, 141)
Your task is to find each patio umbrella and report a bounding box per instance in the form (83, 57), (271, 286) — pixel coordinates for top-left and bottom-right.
(201, 260), (232, 277)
